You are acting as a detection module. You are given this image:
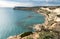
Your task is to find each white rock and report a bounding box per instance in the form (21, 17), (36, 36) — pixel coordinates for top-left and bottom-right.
(33, 24), (43, 31)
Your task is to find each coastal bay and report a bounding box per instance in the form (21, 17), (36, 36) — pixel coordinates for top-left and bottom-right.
(0, 8), (45, 39)
(7, 6), (60, 39)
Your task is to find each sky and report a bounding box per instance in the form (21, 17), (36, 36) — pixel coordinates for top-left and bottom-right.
(0, 0), (60, 7)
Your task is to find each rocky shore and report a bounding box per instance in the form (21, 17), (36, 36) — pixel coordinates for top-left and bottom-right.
(7, 6), (60, 39)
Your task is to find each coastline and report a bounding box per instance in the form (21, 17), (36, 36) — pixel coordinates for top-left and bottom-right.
(7, 7), (60, 39)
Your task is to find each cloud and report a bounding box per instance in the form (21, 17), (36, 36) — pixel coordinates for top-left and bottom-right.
(0, 1), (33, 7)
(0, 0), (60, 7)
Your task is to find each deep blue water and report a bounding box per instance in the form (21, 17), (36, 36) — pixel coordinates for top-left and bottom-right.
(0, 8), (45, 39)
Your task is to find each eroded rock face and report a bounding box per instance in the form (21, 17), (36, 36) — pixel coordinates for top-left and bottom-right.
(33, 24), (43, 32)
(53, 22), (60, 32)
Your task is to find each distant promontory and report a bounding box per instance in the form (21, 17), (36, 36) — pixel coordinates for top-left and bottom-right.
(13, 6), (60, 10)
(13, 6), (40, 10)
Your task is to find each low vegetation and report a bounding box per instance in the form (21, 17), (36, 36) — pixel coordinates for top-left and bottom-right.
(20, 32), (33, 38)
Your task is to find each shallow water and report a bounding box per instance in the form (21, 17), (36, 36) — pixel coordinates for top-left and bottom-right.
(0, 8), (45, 39)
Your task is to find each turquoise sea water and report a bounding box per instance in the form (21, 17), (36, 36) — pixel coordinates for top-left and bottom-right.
(0, 8), (45, 39)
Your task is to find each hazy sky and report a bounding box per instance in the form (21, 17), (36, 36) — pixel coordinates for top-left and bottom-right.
(0, 0), (60, 7)
(0, 0), (60, 2)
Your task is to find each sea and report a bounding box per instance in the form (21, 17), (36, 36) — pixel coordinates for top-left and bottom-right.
(0, 8), (45, 39)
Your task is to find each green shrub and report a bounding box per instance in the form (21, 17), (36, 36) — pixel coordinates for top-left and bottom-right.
(20, 32), (33, 38)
